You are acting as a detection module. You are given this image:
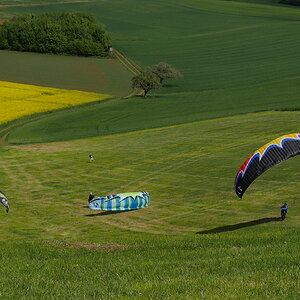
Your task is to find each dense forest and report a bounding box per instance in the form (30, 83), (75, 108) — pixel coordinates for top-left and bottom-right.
(280, 0), (300, 5)
(0, 12), (111, 57)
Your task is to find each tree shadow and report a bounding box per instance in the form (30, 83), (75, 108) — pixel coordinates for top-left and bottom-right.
(136, 95), (161, 99)
(85, 209), (136, 217)
(196, 217), (281, 234)
(163, 84), (177, 88)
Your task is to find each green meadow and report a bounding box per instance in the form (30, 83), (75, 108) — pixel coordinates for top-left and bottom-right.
(1, 111), (300, 298)
(0, 0), (300, 299)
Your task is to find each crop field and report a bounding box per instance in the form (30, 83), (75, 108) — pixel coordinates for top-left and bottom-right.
(7, 77), (300, 144)
(6, 0), (300, 94)
(0, 0), (300, 299)
(3, 0), (300, 143)
(0, 81), (111, 126)
(0, 51), (132, 97)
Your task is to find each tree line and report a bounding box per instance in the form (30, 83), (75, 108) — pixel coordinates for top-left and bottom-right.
(131, 62), (182, 97)
(279, 0), (300, 5)
(0, 12), (111, 57)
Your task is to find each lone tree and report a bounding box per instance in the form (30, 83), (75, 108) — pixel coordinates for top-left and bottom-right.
(151, 62), (182, 85)
(131, 69), (161, 97)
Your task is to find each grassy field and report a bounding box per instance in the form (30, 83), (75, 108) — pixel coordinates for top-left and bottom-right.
(0, 0), (300, 298)
(0, 111), (300, 298)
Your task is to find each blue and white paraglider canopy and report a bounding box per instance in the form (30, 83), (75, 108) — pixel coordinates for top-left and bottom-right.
(0, 191), (9, 213)
(89, 192), (150, 211)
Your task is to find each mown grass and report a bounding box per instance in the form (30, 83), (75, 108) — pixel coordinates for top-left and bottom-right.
(0, 111), (300, 298)
(1, 1), (300, 298)
(0, 233), (298, 299)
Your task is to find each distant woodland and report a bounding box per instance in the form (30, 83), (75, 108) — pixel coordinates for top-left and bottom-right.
(280, 0), (300, 5)
(0, 12), (111, 57)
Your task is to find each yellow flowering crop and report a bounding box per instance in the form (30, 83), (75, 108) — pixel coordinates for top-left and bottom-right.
(0, 81), (111, 125)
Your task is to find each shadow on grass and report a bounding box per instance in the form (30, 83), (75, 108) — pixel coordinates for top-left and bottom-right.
(85, 209), (136, 217)
(163, 84), (177, 88)
(196, 217), (281, 234)
(133, 94), (162, 99)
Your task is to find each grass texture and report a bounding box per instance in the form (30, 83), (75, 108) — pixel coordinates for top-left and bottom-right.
(0, 111), (299, 298)
(0, 0), (299, 298)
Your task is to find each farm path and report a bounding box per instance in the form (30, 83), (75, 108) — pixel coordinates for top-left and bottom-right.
(113, 48), (144, 98)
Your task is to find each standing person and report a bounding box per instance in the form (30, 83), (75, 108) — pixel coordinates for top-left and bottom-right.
(280, 203), (288, 221)
(88, 192), (95, 202)
(89, 154), (94, 162)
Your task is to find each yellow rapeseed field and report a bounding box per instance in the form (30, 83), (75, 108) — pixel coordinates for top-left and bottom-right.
(0, 81), (111, 125)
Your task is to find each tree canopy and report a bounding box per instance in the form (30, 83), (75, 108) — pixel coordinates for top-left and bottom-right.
(151, 62), (182, 84)
(131, 69), (161, 97)
(0, 12), (111, 57)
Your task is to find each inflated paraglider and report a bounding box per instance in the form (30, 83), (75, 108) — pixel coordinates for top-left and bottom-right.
(0, 191), (9, 213)
(89, 192), (150, 211)
(235, 133), (300, 198)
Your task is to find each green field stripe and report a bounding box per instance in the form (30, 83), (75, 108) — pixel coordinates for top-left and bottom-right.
(172, 20), (300, 40)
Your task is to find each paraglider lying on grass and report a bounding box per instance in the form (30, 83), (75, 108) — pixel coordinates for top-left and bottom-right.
(0, 191), (9, 213)
(89, 192), (150, 211)
(234, 133), (300, 198)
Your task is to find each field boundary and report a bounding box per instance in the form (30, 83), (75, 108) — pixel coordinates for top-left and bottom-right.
(0, 96), (114, 146)
(113, 48), (144, 98)
(113, 49), (142, 75)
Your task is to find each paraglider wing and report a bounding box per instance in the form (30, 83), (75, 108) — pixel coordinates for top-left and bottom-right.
(89, 192), (150, 211)
(0, 191), (10, 213)
(234, 133), (300, 198)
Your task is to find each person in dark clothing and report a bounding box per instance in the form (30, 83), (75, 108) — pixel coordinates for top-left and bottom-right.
(280, 203), (288, 221)
(88, 192), (94, 202)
